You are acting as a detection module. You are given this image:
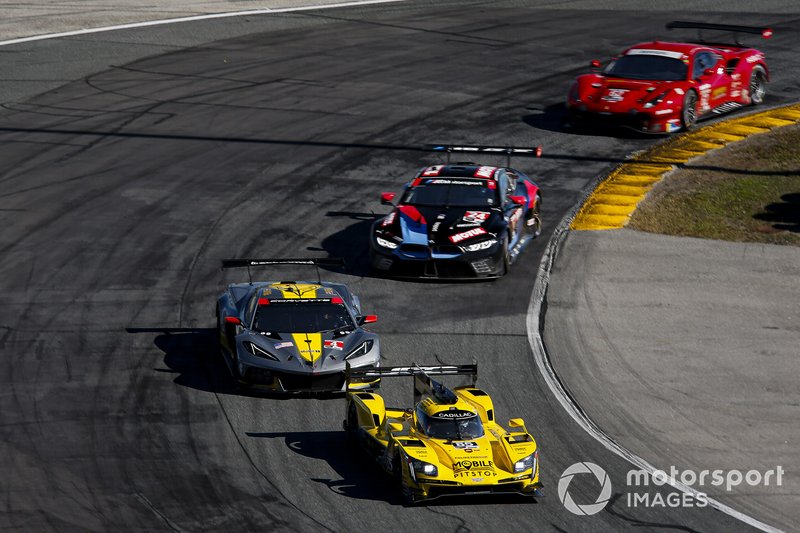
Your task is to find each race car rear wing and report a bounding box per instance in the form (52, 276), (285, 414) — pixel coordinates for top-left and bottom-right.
(346, 362), (478, 404)
(221, 257), (345, 283)
(666, 21), (773, 46)
(425, 144), (543, 166)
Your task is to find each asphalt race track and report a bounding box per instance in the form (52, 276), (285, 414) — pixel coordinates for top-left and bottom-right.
(2, 2), (798, 531)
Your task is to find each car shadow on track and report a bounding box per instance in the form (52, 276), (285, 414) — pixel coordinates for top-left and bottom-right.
(246, 430), (403, 504)
(316, 211), (379, 279)
(245, 430), (538, 507)
(128, 327), (354, 400)
(127, 327), (239, 395)
(522, 102), (659, 139)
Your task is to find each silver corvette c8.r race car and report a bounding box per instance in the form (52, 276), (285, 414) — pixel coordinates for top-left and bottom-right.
(216, 258), (380, 393)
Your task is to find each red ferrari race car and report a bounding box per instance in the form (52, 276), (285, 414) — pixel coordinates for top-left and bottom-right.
(566, 21), (772, 133)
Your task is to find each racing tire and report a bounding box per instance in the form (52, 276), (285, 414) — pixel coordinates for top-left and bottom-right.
(749, 66), (767, 105)
(500, 236), (511, 277)
(680, 90), (698, 131)
(528, 195), (542, 238)
(345, 401), (359, 434)
(395, 458), (419, 505)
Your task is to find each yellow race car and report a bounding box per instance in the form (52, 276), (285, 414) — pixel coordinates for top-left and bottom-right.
(343, 363), (542, 503)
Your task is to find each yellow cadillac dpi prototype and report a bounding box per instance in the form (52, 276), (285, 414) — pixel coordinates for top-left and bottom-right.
(343, 363), (542, 503)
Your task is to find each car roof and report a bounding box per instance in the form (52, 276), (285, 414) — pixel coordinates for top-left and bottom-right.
(416, 164), (501, 180)
(418, 395), (478, 418)
(260, 282), (344, 302)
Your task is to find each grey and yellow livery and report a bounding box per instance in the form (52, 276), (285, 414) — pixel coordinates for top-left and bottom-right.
(216, 258), (380, 392)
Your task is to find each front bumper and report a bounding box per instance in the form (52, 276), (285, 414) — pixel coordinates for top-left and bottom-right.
(408, 477), (543, 502)
(239, 366), (379, 392)
(370, 239), (505, 279)
(234, 349), (380, 392)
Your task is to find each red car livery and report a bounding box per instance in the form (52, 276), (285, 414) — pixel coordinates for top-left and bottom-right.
(566, 21), (772, 133)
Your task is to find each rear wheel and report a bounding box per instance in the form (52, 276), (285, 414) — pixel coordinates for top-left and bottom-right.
(749, 66), (767, 105)
(680, 90), (698, 131)
(345, 401), (359, 433)
(500, 236), (511, 276)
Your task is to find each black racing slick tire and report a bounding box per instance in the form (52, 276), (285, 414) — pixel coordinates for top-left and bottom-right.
(681, 90), (698, 131)
(749, 66), (767, 105)
(500, 236), (511, 277)
(345, 401), (358, 434)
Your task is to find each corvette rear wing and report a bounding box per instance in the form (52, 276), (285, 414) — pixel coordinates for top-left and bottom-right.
(221, 257), (345, 283)
(666, 21), (773, 46)
(425, 144), (543, 166)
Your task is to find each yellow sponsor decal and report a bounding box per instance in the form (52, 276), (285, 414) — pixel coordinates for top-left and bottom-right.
(271, 283), (321, 299)
(292, 333), (322, 363)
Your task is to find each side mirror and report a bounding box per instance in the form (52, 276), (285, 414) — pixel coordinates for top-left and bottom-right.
(358, 315), (378, 325)
(508, 418), (527, 432)
(590, 59), (602, 69)
(702, 67), (715, 78)
(388, 422), (404, 434)
(224, 316), (242, 326)
(380, 192), (396, 205)
(509, 195), (526, 206)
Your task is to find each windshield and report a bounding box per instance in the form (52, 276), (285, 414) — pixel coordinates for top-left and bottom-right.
(402, 179), (498, 207)
(604, 55), (687, 81)
(253, 302), (353, 333)
(416, 407), (484, 440)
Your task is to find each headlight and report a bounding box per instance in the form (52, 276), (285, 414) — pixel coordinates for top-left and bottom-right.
(514, 452), (537, 473)
(463, 239), (497, 252)
(376, 236), (398, 249)
(245, 341), (278, 361)
(408, 458), (438, 479)
(345, 339), (374, 360)
(643, 90), (670, 108)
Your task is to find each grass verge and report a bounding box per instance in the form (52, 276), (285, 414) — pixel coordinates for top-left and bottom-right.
(628, 123), (800, 246)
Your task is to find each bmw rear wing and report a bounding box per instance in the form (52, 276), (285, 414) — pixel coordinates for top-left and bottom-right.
(221, 257), (345, 283)
(666, 21), (773, 46)
(425, 144), (542, 166)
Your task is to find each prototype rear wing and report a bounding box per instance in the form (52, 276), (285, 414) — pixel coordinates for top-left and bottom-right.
(221, 257), (345, 283)
(666, 21), (773, 46)
(425, 144), (543, 166)
(344, 362), (478, 404)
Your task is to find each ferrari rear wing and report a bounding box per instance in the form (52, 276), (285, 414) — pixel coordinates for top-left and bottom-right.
(425, 144), (543, 166)
(666, 21), (773, 45)
(221, 257), (345, 283)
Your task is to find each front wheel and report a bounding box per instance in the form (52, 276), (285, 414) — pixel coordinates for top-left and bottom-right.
(527, 195), (542, 237)
(680, 90), (698, 131)
(749, 66), (767, 105)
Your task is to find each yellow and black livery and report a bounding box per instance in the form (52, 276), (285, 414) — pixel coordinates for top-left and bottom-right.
(343, 363), (542, 503)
